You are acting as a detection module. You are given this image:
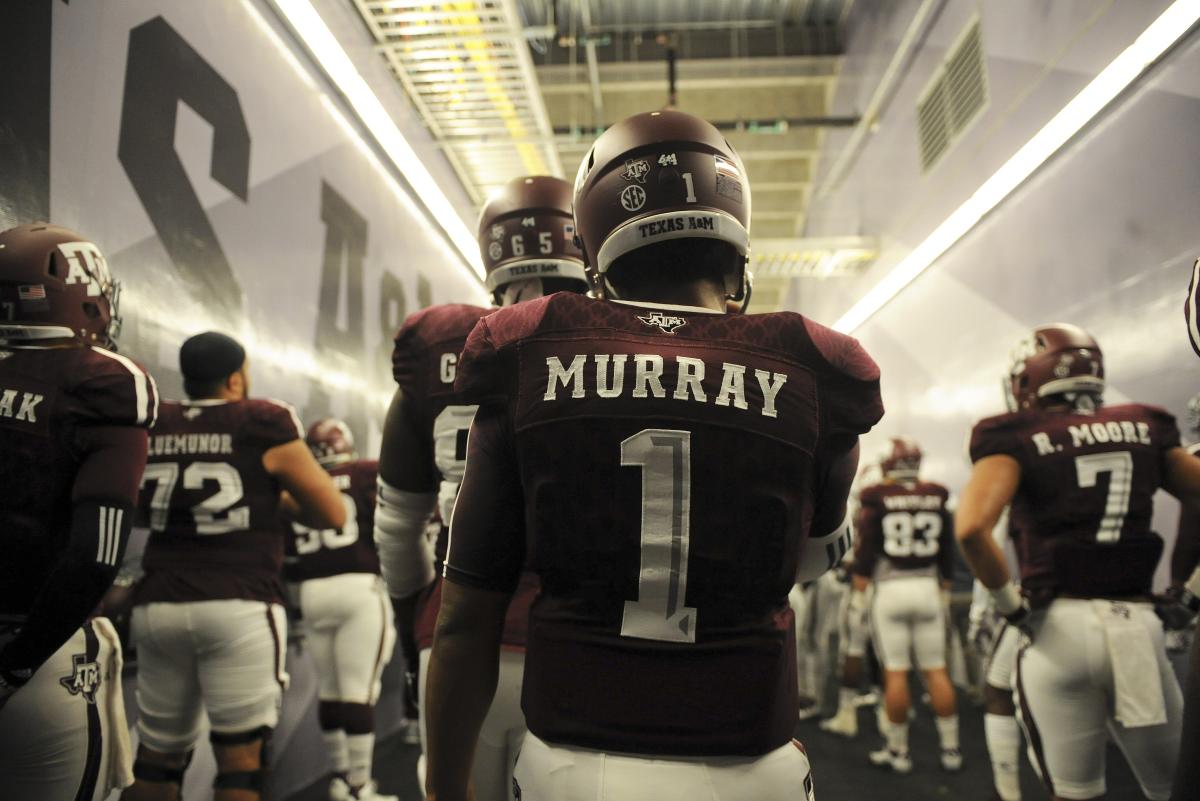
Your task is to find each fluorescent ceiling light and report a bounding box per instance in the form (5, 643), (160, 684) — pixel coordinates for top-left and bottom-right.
(270, 0), (486, 281)
(834, 0), (1200, 334)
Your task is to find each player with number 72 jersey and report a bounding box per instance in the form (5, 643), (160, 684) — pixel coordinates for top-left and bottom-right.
(968, 402), (1179, 599)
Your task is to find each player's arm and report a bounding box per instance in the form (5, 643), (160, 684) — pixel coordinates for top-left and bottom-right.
(797, 437), (860, 582)
(375, 387), (438, 698)
(955, 454), (1025, 620)
(938, 506), (957, 585)
(0, 425), (148, 694)
(265, 439), (346, 529)
(425, 403), (523, 801)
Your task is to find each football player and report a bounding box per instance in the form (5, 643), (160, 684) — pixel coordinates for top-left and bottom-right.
(122, 331), (345, 801)
(1168, 388), (1200, 800)
(285, 419), (397, 801)
(0, 223), (157, 801)
(966, 508), (1025, 801)
(374, 174), (589, 801)
(424, 109), (883, 801)
(822, 460), (883, 738)
(957, 323), (1200, 801)
(851, 437), (959, 773)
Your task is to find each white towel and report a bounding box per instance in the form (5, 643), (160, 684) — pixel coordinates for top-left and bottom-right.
(1093, 601), (1166, 728)
(92, 616), (135, 792)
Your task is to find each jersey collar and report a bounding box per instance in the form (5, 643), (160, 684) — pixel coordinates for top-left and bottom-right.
(610, 299), (724, 315)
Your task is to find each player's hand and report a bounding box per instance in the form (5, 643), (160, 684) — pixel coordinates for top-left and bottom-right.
(1154, 590), (1198, 631)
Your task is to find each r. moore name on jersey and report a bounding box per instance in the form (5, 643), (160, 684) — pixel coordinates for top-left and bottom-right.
(543, 354), (788, 418)
(1030, 418), (1154, 456)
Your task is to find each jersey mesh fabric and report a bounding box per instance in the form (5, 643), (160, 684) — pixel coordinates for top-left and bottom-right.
(285, 459), (381, 582)
(136, 398), (301, 605)
(392, 303), (538, 649)
(853, 481), (954, 581)
(446, 292), (883, 756)
(969, 403), (1180, 597)
(0, 346), (157, 617)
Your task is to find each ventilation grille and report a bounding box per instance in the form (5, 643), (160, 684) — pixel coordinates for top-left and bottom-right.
(917, 16), (989, 173)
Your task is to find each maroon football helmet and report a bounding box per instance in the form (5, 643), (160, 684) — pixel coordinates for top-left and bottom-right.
(306, 418), (355, 467)
(1006, 324), (1104, 411)
(477, 175), (588, 304)
(879, 437), (922, 480)
(0, 223), (121, 349)
(572, 109), (751, 299)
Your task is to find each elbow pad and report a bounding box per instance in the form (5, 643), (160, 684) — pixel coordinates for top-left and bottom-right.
(796, 515), (853, 583)
(375, 479), (437, 598)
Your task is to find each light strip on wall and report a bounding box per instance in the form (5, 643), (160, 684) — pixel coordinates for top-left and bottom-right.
(270, 0), (486, 280)
(833, 0), (1200, 334)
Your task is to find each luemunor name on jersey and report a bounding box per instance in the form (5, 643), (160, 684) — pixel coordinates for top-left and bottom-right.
(0, 388), (44, 423)
(544, 354), (788, 418)
(150, 433), (236, 456)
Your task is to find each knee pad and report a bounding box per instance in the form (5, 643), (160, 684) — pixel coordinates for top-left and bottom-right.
(133, 749), (193, 787)
(210, 726), (272, 793)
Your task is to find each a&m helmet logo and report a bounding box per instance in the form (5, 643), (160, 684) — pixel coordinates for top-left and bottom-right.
(620, 158), (650, 184)
(58, 242), (110, 297)
(60, 652), (102, 704)
(637, 311), (688, 334)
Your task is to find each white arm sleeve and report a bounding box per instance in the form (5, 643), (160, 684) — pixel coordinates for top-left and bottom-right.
(796, 514), (853, 583)
(374, 478), (438, 598)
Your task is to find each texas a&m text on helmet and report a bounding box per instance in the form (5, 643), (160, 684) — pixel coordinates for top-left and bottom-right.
(0, 223), (121, 349)
(572, 109), (752, 304)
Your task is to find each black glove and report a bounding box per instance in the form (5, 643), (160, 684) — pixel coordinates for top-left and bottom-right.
(1155, 588), (1199, 631)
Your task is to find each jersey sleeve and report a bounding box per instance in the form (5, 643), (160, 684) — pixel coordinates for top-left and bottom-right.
(247, 399), (304, 449)
(968, 414), (1024, 463)
(73, 347), (159, 428)
(453, 315), (512, 405)
(1146, 405), (1183, 451)
(392, 312), (430, 399)
(801, 318), (883, 439)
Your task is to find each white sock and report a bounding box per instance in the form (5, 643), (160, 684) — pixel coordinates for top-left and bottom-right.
(322, 729), (349, 775)
(935, 714), (960, 751)
(985, 713), (1022, 801)
(838, 687), (857, 713)
(346, 732), (376, 789)
(885, 720), (909, 754)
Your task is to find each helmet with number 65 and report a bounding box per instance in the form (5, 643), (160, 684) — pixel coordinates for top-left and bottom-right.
(306, 418), (356, 467)
(0, 223), (121, 349)
(1006, 323), (1104, 412)
(477, 175), (589, 305)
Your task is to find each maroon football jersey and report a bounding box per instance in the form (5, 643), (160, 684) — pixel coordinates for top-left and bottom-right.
(135, 398), (303, 605)
(854, 481), (954, 581)
(969, 403), (1181, 597)
(392, 302), (538, 649)
(446, 293), (883, 756)
(0, 346), (158, 618)
(1172, 442), (1200, 585)
(285, 459), (381, 582)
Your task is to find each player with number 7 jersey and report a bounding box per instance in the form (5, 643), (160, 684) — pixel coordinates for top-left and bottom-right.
(958, 323), (1200, 801)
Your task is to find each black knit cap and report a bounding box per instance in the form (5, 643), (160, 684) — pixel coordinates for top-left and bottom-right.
(179, 331), (246, 382)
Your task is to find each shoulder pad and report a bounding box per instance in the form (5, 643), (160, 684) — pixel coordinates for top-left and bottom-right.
(247, 398), (304, 444)
(475, 294), (557, 350)
(394, 303), (491, 348)
(969, 411), (1028, 463)
(75, 347), (159, 428)
(801, 317), (880, 384)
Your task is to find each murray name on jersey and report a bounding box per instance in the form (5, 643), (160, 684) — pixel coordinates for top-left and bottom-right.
(542, 353), (789, 418)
